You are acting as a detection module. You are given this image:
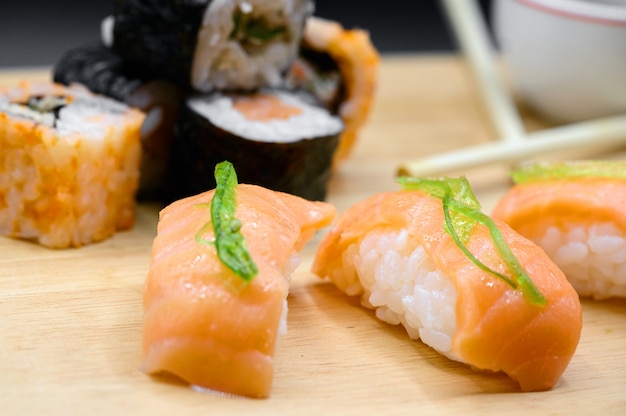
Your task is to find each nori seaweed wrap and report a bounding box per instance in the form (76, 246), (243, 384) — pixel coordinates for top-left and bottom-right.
(54, 41), (143, 102)
(167, 88), (343, 201)
(111, 0), (314, 92)
(53, 41), (184, 200)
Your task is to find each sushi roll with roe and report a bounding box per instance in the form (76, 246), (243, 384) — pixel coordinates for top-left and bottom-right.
(492, 160), (626, 300)
(53, 41), (184, 200)
(109, 0), (314, 92)
(0, 82), (144, 248)
(312, 176), (582, 392)
(167, 88), (343, 201)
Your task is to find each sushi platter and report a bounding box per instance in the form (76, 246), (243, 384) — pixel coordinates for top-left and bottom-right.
(2, 55), (626, 414)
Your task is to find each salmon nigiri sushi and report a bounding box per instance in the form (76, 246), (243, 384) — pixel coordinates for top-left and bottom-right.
(142, 161), (336, 398)
(311, 176), (582, 392)
(492, 160), (626, 300)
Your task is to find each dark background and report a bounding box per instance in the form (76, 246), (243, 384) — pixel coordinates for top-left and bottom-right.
(0, 0), (493, 68)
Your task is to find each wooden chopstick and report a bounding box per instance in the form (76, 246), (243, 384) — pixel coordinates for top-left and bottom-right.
(398, 114), (626, 177)
(398, 0), (626, 178)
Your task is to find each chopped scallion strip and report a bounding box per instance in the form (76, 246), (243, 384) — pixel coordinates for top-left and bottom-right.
(195, 161), (258, 283)
(398, 176), (546, 306)
(229, 10), (286, 44)
(512, 160), (626, 184)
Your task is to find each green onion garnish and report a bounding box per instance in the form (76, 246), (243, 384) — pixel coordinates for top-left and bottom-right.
(229, 9), (286, 45)
(195, 161), (258, 283)
(398, 176), (546, 307)
(512, 160), (626, 184)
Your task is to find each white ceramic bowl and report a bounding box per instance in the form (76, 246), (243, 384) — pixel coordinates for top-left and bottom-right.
(493, 0), (626, 123)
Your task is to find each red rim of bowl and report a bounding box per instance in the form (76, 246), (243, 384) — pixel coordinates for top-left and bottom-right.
(515, 0), (626, 26)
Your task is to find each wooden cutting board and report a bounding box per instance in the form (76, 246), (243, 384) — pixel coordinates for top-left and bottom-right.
(1, 56), (625, 415)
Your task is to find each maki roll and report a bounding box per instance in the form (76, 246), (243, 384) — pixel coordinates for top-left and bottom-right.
(167, 88), (343, 201)
(110, 0), (314, 92)
(53, 41), (184, 199)
(0, 83), (144, 248)
(285, 16), (379, 165)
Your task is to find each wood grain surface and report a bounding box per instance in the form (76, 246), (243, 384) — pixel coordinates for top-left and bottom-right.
(1, 56), (625, 415)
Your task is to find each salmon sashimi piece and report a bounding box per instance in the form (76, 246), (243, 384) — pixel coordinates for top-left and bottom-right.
(142, 184), (336, 398)
(492, 172), (626, 299)
(312, 189), (582, 392)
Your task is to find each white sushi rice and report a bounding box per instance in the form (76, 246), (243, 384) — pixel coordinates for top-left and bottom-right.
(57, 94), (130, 139)
(187, 89), (343, 142)
(100, 15), (115, 47)
(0, 102), (56, 126)
(278, 252), (302, 336)
(338, 229), (460, 360)
(534, 221), (626, 299)
(0, 85), (130, 141)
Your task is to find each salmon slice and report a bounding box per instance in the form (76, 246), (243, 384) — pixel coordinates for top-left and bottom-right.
(312, 190), (582, 392)
(492, 176), (626, 299)
(232, 93), (303, 121)
(142, 184), (336, 398)
(491, 177), (626, 230)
